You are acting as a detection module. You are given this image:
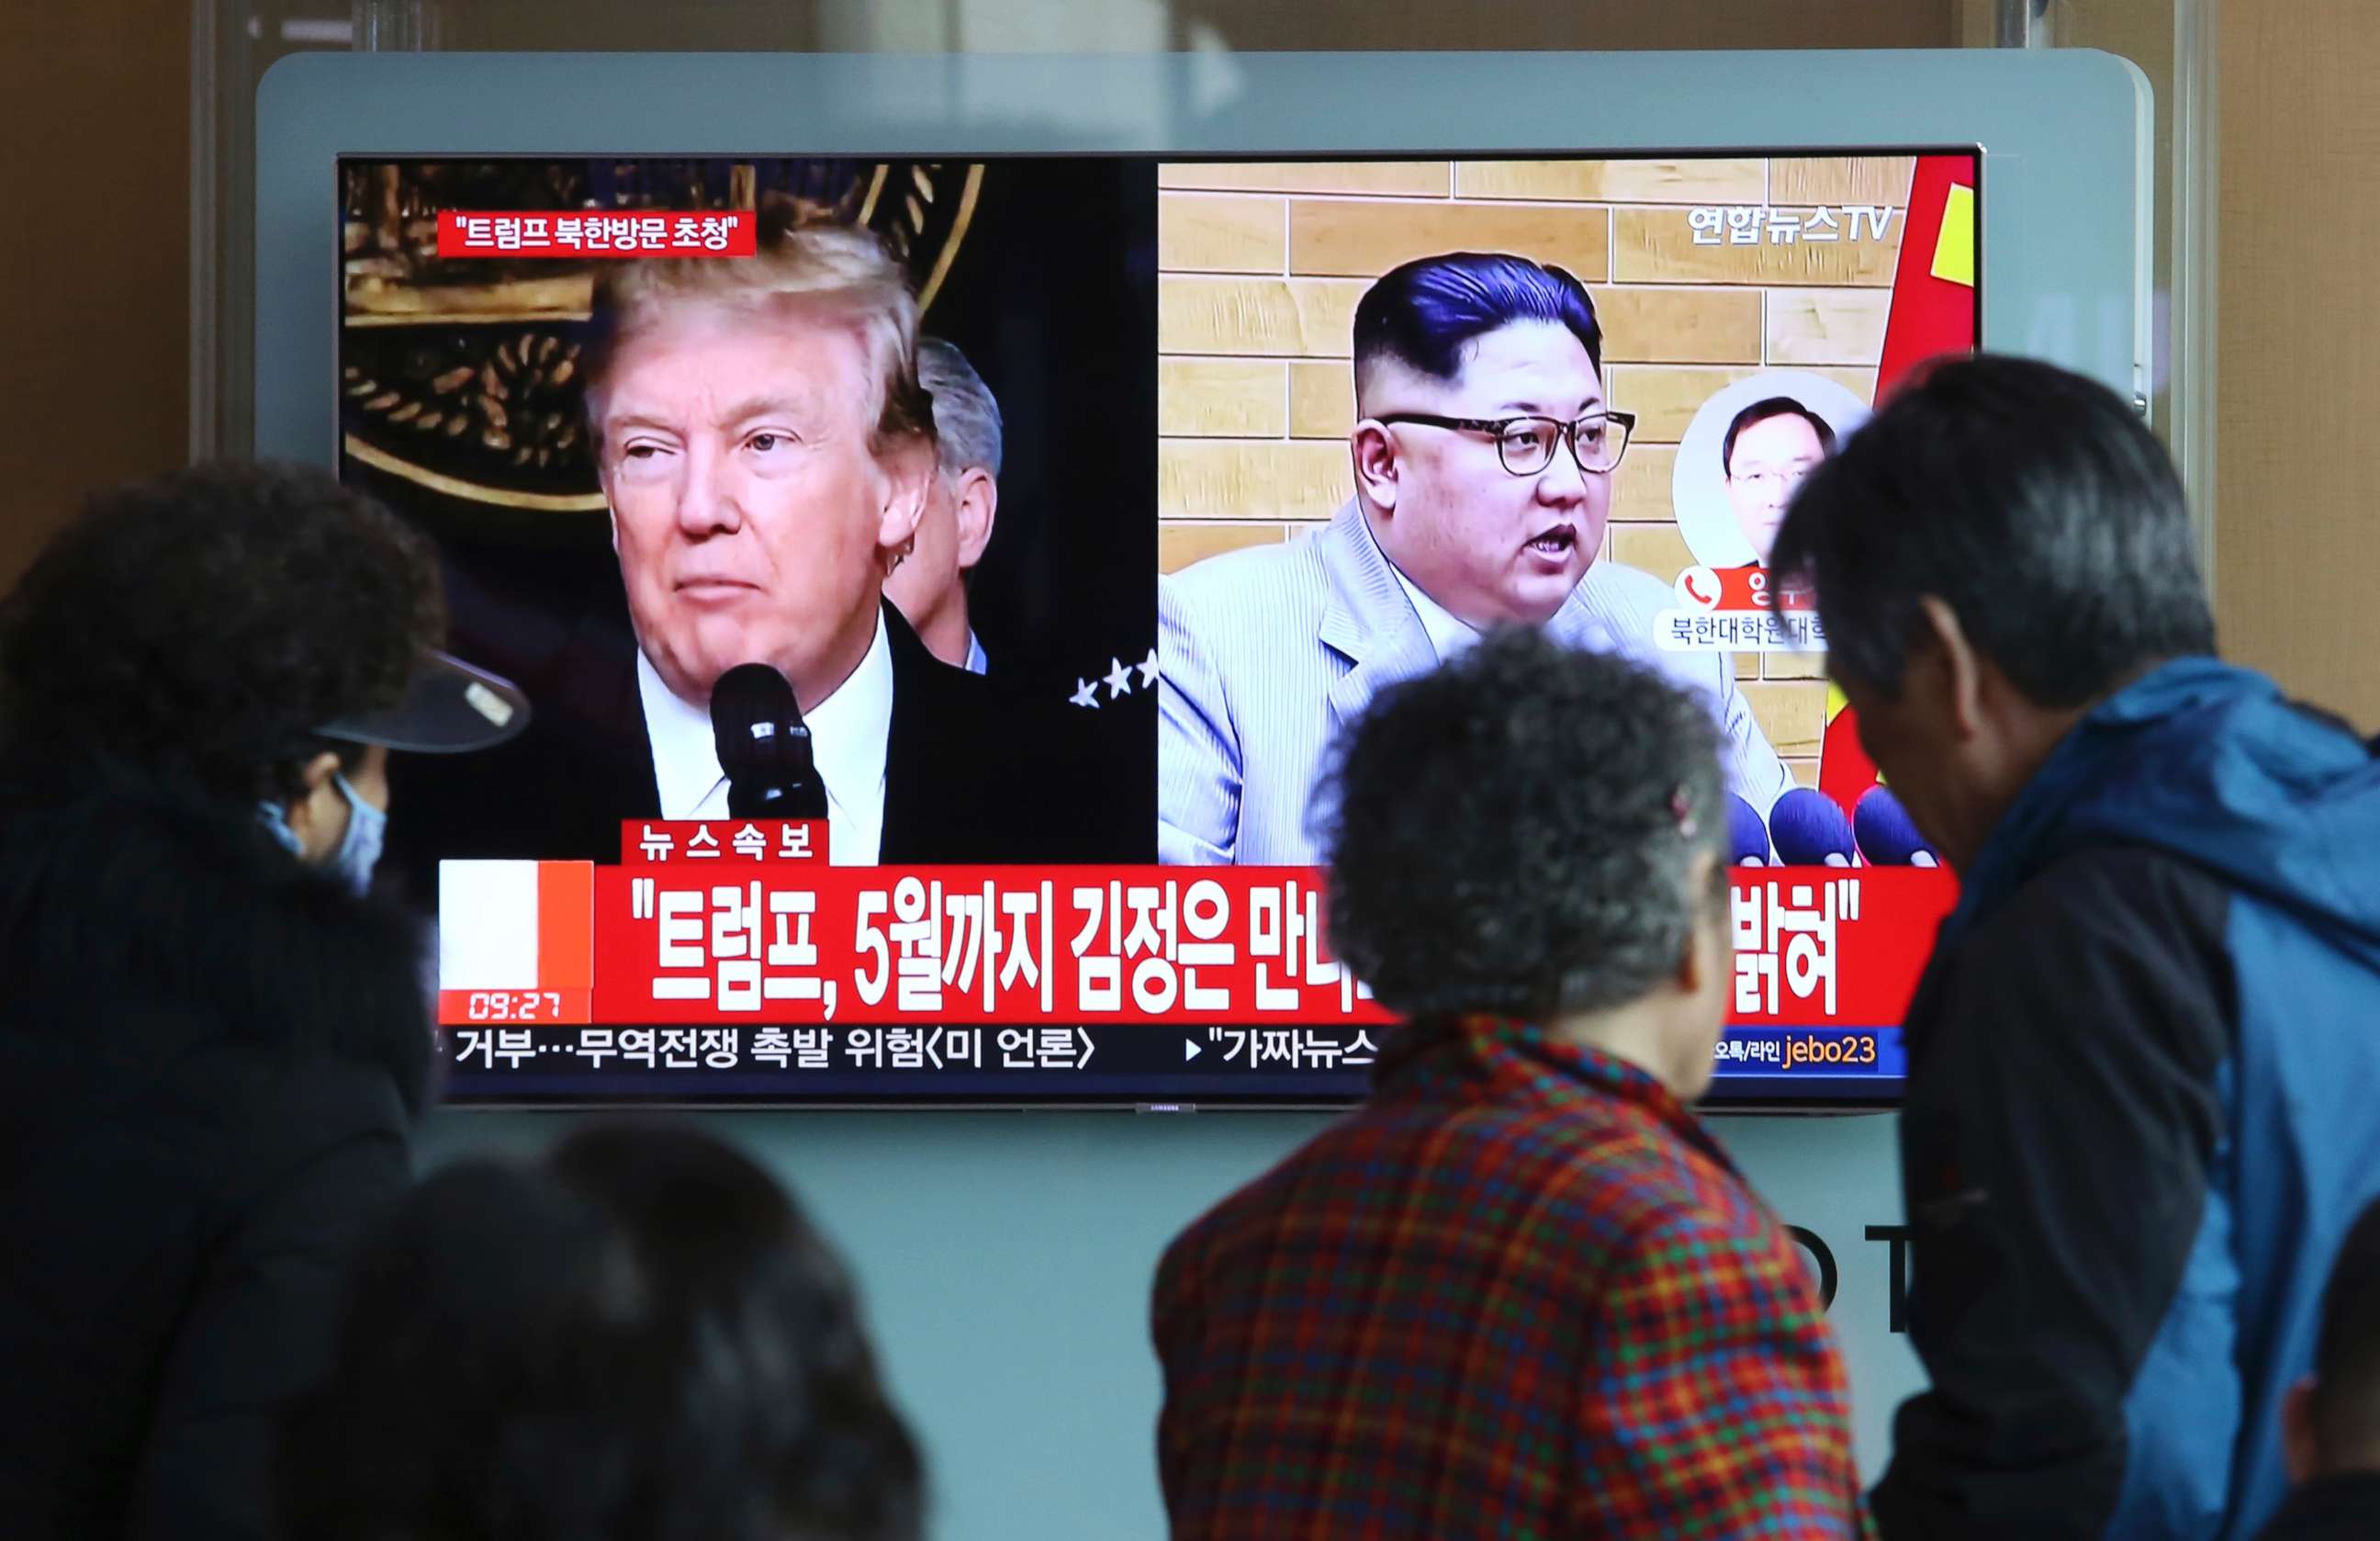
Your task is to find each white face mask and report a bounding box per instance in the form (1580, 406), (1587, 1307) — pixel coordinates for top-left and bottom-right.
(258, 772), (386, 897)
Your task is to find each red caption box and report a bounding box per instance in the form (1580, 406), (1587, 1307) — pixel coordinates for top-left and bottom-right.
(435, 209), (757, 259)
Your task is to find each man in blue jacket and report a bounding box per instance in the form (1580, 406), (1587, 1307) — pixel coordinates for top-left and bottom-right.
(1770, 354), (2380, 1541)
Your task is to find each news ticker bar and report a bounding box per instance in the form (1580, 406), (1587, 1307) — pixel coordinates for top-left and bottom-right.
(443, 1021), (1907, 1081)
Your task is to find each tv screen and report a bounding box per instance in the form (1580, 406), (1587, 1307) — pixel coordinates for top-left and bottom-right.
(335, 150), (1976, 1107)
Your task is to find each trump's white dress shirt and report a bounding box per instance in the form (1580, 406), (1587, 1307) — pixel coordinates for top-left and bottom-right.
(634, 610), (892, 865)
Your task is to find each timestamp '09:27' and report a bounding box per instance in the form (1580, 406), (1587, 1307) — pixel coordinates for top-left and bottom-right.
(466, 991), (564, 1022)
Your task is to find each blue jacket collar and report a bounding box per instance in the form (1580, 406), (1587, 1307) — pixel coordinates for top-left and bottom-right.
(1946, 657), (2380, 962)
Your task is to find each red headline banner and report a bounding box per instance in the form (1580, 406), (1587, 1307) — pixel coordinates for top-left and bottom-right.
(436, 827), (1955, 1030)
(1726, 872), (1949, 1024)
(435, 209), (757, 259)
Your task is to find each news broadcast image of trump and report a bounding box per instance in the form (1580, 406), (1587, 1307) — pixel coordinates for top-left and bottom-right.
(335, 159), (1160, 904)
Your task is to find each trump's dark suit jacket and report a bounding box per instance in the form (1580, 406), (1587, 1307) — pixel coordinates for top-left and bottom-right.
(385, 590), (1146, 905)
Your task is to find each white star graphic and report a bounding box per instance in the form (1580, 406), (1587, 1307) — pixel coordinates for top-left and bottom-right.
(1104, 657), (1133, 699)
(1069, 677), (1099, 710)
(1136, 647), (1159, 688)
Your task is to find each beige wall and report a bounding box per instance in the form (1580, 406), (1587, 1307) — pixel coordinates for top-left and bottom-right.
(0, 2), (191, 590)
(2217, 1), (2380, 728)
(1156, 155), (1922, 778)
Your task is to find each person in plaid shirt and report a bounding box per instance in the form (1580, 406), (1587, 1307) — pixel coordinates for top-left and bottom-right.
(1152, 628), (1862, 1539)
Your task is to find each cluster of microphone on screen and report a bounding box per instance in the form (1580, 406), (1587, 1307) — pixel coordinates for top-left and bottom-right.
(1728, 785), (1939, 869)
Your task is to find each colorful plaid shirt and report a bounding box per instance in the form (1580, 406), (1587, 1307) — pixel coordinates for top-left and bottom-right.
(1152, 1018), (1862, 1539)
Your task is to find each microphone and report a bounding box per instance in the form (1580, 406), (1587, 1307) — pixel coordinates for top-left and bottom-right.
(1768, 787), (1855, 867)
(1854, 785), (1940, 868)
(710, 662), (829, 819)
(1727, 793), (1772, 866)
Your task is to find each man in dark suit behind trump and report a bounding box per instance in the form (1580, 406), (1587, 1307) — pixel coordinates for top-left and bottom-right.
(385, 219), (1137, 901)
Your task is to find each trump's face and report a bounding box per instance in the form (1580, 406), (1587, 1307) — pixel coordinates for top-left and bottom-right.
(1725, 412), (1826, 562)
(596, 298), (926, 709)
(1355, 321), (1611, 629)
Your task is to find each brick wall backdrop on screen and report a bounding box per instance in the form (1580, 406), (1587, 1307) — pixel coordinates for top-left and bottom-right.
(1153, 156), (1914, 784)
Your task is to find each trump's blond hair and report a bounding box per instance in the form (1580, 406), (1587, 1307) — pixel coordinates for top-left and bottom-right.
(584, 220), (937, 457)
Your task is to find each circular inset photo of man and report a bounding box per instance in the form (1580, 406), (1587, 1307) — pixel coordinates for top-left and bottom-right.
(1670, 371), (1873, 570)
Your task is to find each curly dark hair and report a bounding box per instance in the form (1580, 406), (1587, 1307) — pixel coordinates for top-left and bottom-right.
(1323, 628), (1728, 1023)
(0, 461), (443, 803)
(279, 1122), (925, 1541)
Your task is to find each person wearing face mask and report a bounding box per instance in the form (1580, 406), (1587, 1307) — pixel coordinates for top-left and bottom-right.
(0, 461), (526, 1540)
